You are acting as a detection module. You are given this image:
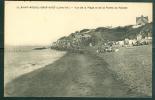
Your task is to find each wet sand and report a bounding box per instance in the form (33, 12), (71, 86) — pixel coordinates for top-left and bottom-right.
(5, 52), (145, 97)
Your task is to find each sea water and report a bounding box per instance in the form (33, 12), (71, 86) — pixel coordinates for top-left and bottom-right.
(4, 46), (66, 87)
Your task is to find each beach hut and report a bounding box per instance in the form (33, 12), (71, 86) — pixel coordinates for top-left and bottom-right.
(89, 43), (93, 47)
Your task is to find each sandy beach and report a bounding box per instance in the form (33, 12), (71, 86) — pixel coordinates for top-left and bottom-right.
(97, 45), (152, 96)
(4, 50), (148, 97)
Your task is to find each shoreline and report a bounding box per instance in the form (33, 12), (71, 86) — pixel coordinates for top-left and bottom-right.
(4, 52), (70, 96)
(4, 49), (67, 90)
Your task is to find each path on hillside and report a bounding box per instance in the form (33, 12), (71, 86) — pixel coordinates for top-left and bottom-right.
(5, 53), (142, 97)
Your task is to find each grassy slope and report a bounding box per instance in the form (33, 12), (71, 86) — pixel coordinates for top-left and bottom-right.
(80, 23), (152, 43)
(97, 45), (152, 96)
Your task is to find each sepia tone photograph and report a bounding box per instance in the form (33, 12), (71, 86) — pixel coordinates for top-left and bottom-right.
(4, 1), (152, 97)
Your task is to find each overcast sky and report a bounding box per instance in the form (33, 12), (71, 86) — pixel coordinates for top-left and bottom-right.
(5, 1), (152, 46)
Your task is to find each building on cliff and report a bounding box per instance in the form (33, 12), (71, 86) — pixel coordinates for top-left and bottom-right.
(136, 15), (148, 25)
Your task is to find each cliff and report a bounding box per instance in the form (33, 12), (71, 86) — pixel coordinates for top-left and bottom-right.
(51, 22), (152, 49)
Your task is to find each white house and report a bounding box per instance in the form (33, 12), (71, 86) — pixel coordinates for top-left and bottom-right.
(124, 38), (129, 45)
(137, 34), (142, 41)
(118, 41), (124, 46)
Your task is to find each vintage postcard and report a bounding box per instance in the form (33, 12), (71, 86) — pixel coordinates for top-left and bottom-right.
(4, 1), (152, 97)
